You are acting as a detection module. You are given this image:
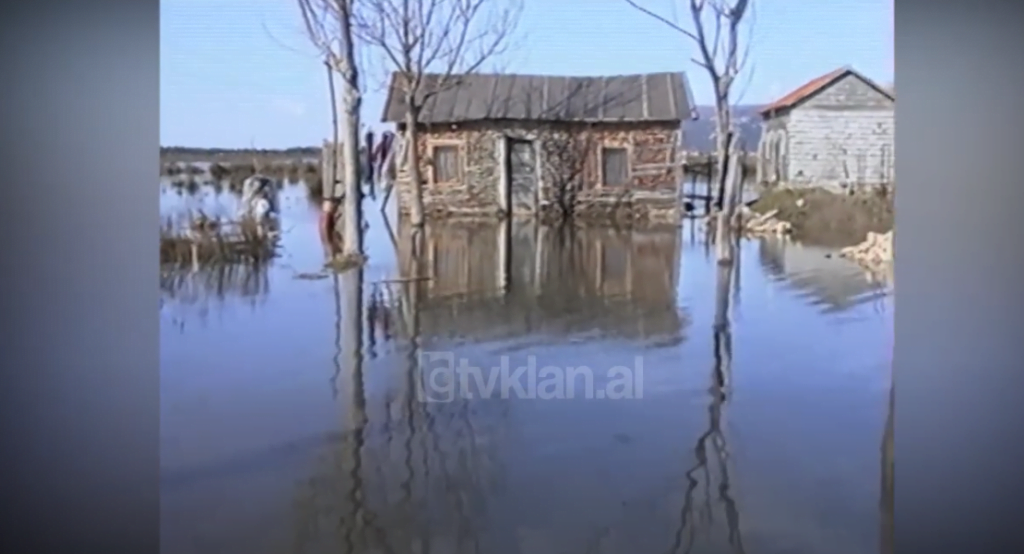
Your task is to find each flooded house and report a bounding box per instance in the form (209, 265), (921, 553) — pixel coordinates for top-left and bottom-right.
(756, 67), (895, 188)
(382, 222), (687, 345)
(382, 72), (695, 222)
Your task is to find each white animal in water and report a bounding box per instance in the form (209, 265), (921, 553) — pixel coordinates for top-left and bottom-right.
(239, 175), (278, 221)
(251, 197), (272, 220)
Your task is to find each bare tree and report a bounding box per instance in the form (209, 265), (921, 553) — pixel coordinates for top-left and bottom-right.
(296, 0), (364, 258)
(353, 0), (523, 227)
(625, 0), (753, 262)
(540, 125), (597, 221)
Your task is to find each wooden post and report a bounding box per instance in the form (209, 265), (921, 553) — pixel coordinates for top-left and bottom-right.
(703, 163), (713, 216)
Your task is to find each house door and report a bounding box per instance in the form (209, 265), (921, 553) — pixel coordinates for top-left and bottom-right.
(506, 138), (538, 215)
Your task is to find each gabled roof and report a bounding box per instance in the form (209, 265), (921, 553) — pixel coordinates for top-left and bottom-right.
(759, 67), (895, 116)
(381, 72), (695, 124)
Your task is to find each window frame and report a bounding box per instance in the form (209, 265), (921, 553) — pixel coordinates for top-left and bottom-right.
(598, 144), (631, 188)
(427, 140), (465, 186)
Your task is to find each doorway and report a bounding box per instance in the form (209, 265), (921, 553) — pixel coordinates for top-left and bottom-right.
(504, 137), (538, 215)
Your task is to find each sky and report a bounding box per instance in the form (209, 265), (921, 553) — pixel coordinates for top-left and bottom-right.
(160, 0), (893, 148)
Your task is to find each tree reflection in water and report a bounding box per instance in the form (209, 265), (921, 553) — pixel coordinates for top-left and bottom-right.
(671, 236), (746, 554)
(291, 237), (508, 554)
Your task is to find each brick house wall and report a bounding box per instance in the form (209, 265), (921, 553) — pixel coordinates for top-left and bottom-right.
(394, 120), (683, 222)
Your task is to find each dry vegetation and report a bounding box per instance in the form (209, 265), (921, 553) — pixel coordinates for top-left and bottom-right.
(160, 214), (279, 266)
(749, 187), (894, 247)
(160, 148), (325, 197)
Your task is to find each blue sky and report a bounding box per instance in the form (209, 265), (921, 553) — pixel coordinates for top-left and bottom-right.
(160, 0), (893, 148)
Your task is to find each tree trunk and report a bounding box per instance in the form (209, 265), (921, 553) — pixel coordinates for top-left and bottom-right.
(341, 79), (362, 256)
(338, 1), (363, 257)
(713, 100), (731, 210)
(404, 98), (425, 227)
(715, 134), (741, 264)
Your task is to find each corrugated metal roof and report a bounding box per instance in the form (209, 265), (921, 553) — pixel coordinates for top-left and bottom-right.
(759, 67), (894, 116)
(381, 72), (693, 124)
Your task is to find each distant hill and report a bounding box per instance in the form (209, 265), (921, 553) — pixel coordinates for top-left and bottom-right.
(685, 105), (763, 153)
(163, 106), (769, 157)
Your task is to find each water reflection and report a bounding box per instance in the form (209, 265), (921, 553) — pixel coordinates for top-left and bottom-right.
(293, 267), (374, 553)
(160, 263), (271, 328)
(392, 221), (688, 348)
(671, 249), (746, 554)
(756, 235), (890, 315)
(880, 376), (894, 554)
(160, 185), (893, 554)
(294, 268), (509, 553)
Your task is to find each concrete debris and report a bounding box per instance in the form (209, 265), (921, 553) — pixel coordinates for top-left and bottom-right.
(703, 206), (793, 236)
(839, 230), (894, 270)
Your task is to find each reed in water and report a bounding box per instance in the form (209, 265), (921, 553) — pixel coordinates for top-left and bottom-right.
(160, 212), (278, 266)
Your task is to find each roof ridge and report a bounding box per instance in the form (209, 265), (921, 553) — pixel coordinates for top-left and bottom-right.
(758, 67), (855, 115)
(381, 71), (694, 124)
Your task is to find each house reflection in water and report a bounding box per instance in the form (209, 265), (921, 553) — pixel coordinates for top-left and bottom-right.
(756, 236), (891, 314)
(392, 221), (688, 345)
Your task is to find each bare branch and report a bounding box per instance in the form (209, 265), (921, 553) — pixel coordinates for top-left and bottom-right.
(260, 17), (321, 61)
(352, 0), (522, 227)
(624, 0), (754, 111)
(626, 0), (753, 255)
(294, 0), (365, 255)
(354, 0), (521, 104)
(623, 0), (700, 42)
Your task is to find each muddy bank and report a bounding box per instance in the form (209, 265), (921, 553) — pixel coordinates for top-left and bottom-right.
(749, 187), (893, 247)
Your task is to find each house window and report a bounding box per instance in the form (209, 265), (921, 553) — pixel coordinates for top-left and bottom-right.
(601, 147), (629, 186)
(431, 144), (462, 184)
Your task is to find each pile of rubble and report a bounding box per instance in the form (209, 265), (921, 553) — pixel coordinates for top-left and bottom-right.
(703, 206), (793, 236)
(839, 230), (894, 268)
(739, 207), (793, 236)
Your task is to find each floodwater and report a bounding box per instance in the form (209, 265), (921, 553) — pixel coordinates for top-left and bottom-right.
(159, 181), (893, 554)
